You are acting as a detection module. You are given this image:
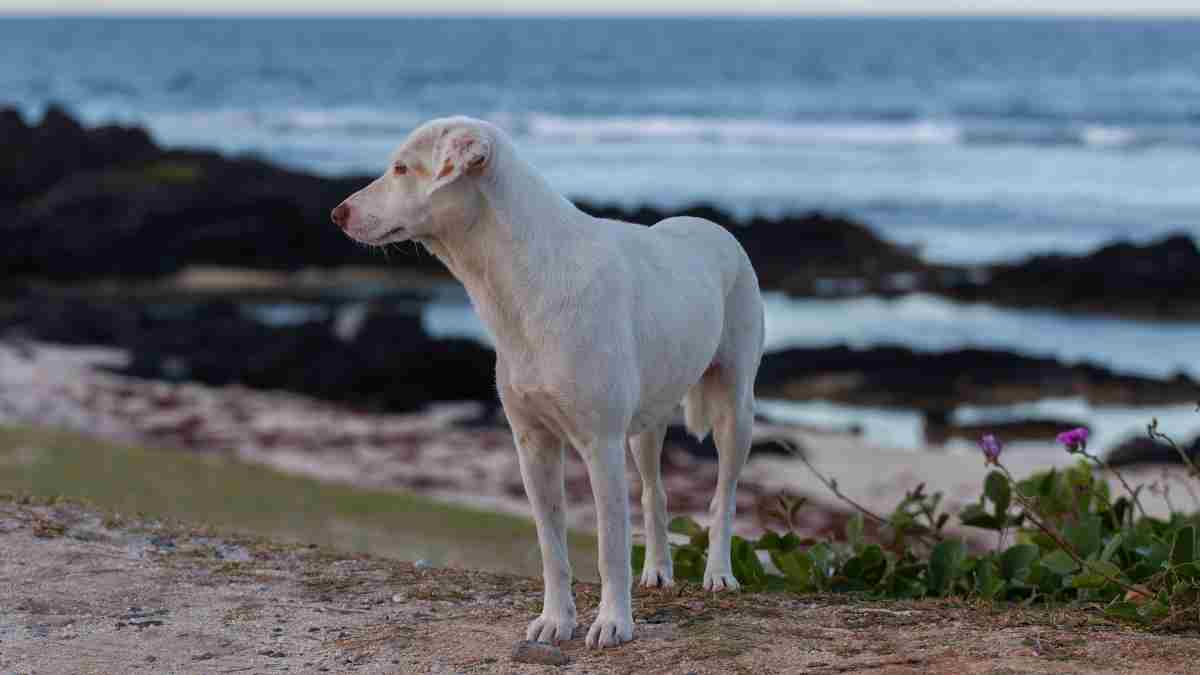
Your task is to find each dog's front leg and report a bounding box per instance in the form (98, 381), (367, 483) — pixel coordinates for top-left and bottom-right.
(514, 428), (577, 643)
(583, 436), (634, 648)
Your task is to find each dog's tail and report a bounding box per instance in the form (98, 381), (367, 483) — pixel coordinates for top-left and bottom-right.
(682, 378), (716, 441)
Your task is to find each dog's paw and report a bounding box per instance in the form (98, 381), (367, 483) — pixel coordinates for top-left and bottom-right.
(702, 569), (741, 592)
(526, 612), (576, 644)
(585, 609), (634, 648)
(639, 564), (675, 589)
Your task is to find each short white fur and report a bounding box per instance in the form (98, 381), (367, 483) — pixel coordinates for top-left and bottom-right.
(335, 116), (765, 648)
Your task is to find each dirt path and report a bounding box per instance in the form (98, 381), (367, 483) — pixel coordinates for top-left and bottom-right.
(2, 497), (1198, 674)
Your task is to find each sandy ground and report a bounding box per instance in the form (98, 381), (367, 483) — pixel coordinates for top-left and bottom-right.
(3, 497), (1200, 675)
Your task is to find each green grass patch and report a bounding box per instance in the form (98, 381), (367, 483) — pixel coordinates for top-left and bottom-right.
(141, 161), (204, 184)
(0, 424), (596, 578)
(98, 161), (204, 189)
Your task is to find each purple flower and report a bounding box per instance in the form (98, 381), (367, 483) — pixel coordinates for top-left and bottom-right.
(979, 434), (1003, 465)
(1056, 427), (1089, 453)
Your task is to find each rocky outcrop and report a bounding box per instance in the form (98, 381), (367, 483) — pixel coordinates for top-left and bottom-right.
(0, 104), (158, 205)
(0, 295), (497, 413)
(1104, 435), (1200, 468)
(0, 106), (441, 280)
(0, 105), (924, 293)
(942, 234), (1200, 319)
(923, 416), (1093, 447)
(758, 344), (1200, 410)
(575, 201), (933, 295)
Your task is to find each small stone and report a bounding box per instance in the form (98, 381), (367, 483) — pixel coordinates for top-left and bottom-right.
(413, 559), (432, 571)
(149, 535), (176, 549)
(145, 656), (157, 663)
(391, 593), (404, 603)
(511, 640), (569, 666)
(192, 652), (216, 661)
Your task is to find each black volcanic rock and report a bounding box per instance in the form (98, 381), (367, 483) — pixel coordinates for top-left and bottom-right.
(1, 295), (497, 413)
(924, 416), (1092, 447)
(1105, 435), (1200, 468)
(943, 234), (1200, 319)
(575, 201), (931, 294)
(0, 106), (919, 292)
(0, 107), (27, 143)
(2, 147), (439, 280)
(0, 103), (159, 206)
(0, 105), (439, 280)
(758, 344), (1200, 410)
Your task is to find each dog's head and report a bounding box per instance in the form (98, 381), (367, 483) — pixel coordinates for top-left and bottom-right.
(331, 116), (493, 246)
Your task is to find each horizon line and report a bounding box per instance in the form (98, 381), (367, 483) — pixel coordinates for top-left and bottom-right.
(4, 11), (1200, 19)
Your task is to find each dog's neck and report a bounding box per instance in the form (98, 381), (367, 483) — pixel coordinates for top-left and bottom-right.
(423, 136), (588, 352)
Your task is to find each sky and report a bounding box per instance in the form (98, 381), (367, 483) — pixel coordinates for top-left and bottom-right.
(6, 1), (1200, 16)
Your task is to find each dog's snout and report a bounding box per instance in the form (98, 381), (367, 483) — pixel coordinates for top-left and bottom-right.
(331, 203), (352, 230)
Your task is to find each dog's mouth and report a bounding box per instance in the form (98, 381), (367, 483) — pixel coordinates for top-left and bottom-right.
(359, 225), (408, 246)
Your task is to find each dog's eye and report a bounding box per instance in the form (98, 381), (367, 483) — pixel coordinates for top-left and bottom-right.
(393, 163), (408, 176)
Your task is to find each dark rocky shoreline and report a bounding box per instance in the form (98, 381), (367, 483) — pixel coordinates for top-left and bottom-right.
(8, 292), (1198, 414)
(758, 345), (1200, 410)
(3, 105), (1198, 319)
(0, 295), (496, 414)
(1105, 435), (1200, 468)
(940, 235), (1200, 321)
(4, 291), (1198, 464)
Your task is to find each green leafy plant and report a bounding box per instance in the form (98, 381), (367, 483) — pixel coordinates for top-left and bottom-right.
(632, 415), (1200, 628)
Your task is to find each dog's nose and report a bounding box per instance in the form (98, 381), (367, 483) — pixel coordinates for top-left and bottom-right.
(331, 203), (352, 230)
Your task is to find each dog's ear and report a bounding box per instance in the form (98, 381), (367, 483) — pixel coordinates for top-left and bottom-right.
(427, 125), (491, 196)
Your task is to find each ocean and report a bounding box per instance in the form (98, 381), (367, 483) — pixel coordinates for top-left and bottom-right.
(4, 16), (1199, 449)
(3, 17), (1199, 263)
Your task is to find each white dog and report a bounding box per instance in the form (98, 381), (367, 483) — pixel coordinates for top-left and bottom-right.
(333, 117), (764, 648)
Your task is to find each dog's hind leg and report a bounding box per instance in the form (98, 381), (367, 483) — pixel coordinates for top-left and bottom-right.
(702, 266), (764, 592)
(630, 423), (673, 588)
(701, 368), (754, 592)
